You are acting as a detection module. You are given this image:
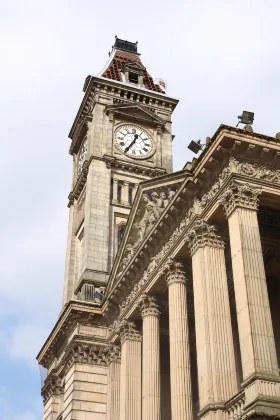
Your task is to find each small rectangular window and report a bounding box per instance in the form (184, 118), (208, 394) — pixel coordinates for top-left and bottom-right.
(117, 184), (122, 203)
(129, 72), (138, 84)
(128, 186), (133, 206)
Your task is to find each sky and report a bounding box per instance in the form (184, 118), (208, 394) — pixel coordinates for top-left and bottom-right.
(0, 0), (280, 418)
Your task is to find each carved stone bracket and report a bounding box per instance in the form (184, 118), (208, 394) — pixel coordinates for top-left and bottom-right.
(165, 259), (187, 287)
(219, 182), (262, 218)
(63, 343), (111, 373)
(186, 219), (224, 256)
(138, 293), (160, 318)
(41, 373), (64, 404)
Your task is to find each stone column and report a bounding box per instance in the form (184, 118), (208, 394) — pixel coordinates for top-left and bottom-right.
(122, 181), (129, 206)
(220, 182), (280, 413)
(139, 294), (161, 420)
(186, 219), (238, 412)
(118, 320), (142, 420)
(165, 260), (192, 420)
(113, 178), (118, 202)
(107, 345), (121, 420)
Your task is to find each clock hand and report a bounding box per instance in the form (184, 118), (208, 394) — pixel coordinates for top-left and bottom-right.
(124, 134), (138, 153)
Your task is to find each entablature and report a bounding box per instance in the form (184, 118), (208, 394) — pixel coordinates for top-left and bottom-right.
(69, 76), (178, 142)
(104, 128), (280, 321)
(37, 300), (103, 370)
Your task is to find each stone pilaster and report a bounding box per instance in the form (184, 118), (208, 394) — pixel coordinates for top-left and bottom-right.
(220, 182), (280, 416)
(186, 219), (238, 412)
(165, 260), (192, 420)
(113, 178), (118, 202)
(122, 181), (129, 205)
(117, 320), (142, 420)
(107, 345), (121, 420)
(139, 294), (161, 420)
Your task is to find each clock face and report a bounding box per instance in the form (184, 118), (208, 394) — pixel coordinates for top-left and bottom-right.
(115, 125), (154, 159)
(78, 139), (87, 175)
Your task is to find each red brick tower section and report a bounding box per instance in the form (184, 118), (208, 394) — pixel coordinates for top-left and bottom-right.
(101, 37), (166, 94)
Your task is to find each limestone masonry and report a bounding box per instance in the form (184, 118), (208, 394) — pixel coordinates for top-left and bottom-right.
(37, 37), (280, 420)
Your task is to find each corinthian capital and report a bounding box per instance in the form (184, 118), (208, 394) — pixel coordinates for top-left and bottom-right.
(186, 219), (224, 256)
(219, 182), (262, 218)
(115, 318), (142, 343)
(138, 293), (160, 318)
(165, 259), (187, 287)
(106, 344), (121, 364)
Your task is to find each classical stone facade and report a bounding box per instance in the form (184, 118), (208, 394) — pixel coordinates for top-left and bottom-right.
(37, 38), (280, 420)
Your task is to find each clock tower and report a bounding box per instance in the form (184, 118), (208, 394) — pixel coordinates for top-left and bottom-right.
(63, 37), (178, 307)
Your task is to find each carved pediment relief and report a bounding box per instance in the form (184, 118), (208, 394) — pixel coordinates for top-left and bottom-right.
(106, 104), (165, 126)
(107, 174), (186, 294)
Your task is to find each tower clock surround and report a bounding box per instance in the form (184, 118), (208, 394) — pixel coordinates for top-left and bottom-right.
(114, 124), (155, 159)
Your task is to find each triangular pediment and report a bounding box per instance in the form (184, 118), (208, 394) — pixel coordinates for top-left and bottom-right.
(123, 61), (146, 72)
(106, 171), (186, 295)
(106, 104), (165, 126)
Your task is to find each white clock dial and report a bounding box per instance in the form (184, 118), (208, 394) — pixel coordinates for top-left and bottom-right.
(115, 125), (154, 159)
(78, 139), (87, 175)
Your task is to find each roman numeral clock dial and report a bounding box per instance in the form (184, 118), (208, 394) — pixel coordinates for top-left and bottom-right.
(115, 125), (154, 159)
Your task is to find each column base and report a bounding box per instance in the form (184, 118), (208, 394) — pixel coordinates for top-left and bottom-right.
(243, 398), (280, 419)
(244, 378), (280, 419)
(198, 407), (229, 420)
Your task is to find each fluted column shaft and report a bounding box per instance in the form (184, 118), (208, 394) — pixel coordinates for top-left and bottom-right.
(166, 262), (192, 420)
(119, 323), (142, 420)
(187, 220), (238, 410)
(228, 208), (278, 378)
(140, 295), (161, 420)
(107, 358), (121, 420)
(221, 184), (278, 380)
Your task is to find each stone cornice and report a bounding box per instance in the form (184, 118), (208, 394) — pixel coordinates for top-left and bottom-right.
(103, 154), (166, 177)
(41, 340), (120, 402)
(68, 157), (93, 207)
(69, 76), (178, 141)
(41, 372), (63, 404)
(186, 219), (224, 255)
(37, 300), (103, 369)
(220, 182), (262, 218)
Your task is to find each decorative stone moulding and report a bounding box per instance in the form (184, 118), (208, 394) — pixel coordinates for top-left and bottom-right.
(219, 182), (262, 218)
(186, 219), (224, 255)
(110, 318), (142, 343)
(121, 187), (177, 270)
(164, 259), (187, 286)
(138, 293), (160, 317)
(108, 157), (279, 319)
(41, 374), (64, 403)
